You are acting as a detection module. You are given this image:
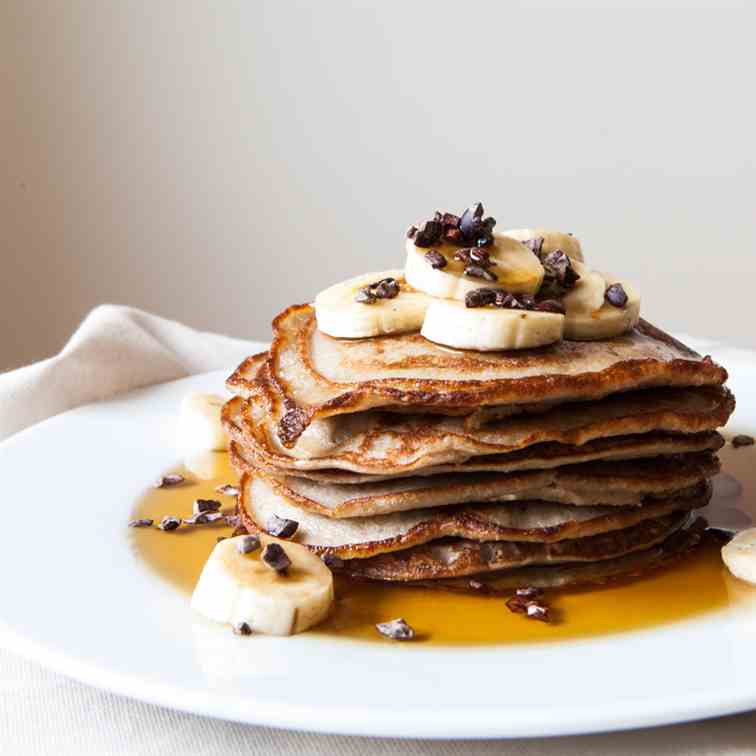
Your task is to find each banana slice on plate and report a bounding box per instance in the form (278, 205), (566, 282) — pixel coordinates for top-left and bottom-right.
(314, 270), (432, 338)
(191, 534), (335, 636)
(563, 273), (640, 340)
(501, 228), (584, 262)
(405, 232), (544, 299)
(178, 393), (229, 453)
(722, 528), (756, 585)
(421, 298), (564, 351)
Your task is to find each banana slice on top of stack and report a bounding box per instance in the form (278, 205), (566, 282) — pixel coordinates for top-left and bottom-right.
(314, 269), (432, 338)
(564, 272), (640, 340)
(404, 232), (544, 298)
(313, 203), (640, 351)
(421, 299), (564, 351)
(501, 228), (584, 263)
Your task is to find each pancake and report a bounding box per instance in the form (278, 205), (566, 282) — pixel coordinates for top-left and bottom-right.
(229, 432), (724, 484)
(239, 454), (718, 519)
(337, 510), (693, 581)
(226, 307), (727, 444)
(239, 472), (708, 559)
(223, 384), (734, 475)
(409, 519), (706, 594)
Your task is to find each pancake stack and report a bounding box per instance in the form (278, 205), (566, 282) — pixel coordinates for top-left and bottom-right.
(224, 205), (732, 595)
(222, 307), (733, 593)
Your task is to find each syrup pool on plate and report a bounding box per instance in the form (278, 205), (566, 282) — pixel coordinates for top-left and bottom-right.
(129, 443), (756, 645)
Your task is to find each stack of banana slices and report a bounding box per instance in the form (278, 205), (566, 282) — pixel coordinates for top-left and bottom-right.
(217, 204), (734, 632)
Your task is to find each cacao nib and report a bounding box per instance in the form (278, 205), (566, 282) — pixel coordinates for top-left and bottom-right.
(495, 292), (525, 309)
(373, 278), (400, 299)
(732, 435), (755, 448)
(356, 277), (400, 304)
(184, 511), (224, 525)
(465, 288), (498, 308)
(193, 499), (222, 515)
(158, 515), (181, 532)
(604, 283), (628, 308)
(459, 202), (484, 239)
(526, 603), (550, 622)
(539, 249), (580, 297)
(128, 518), (153, 528)
(424, 250), (447, 269)
(459, 203), (496, 247)
(464, 265), (497, 282)
(506, 596), (550, 622)
(440, 212), (460, 229)
(414, 219), (443, 247)
(505, 596), (528, 614)
(706, 527), (735, 543)
(455, 247), (496, 267)
(261, 543), (291, 575)
(322, 553), (344, 569)
(266, 514), (299, 539)
(154, 474), (185, 489)
(278, 406), (308, 446)
(453, 248), (473, 265)
(375, 618), (415, 641)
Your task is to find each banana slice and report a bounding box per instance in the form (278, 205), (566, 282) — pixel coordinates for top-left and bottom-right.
(405, 232), (544, 299)
(563, 274), (640, 340)
(562, 261), (605, 316)
(178, 393), (229, 453)
(501, 228), (584, 262)
(722, 528), (756, 585)
(183, 450), (227, 481)
(191, 534), (335, 636)
(421, 298), (564, 351)
(314, 270), (431, 338)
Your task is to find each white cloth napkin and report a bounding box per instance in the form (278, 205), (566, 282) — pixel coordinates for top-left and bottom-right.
(2, 305), (756, 755)
(0, 305), (259, 443)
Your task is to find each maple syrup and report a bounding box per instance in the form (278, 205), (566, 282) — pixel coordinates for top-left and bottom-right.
(129, 443), (756, 645)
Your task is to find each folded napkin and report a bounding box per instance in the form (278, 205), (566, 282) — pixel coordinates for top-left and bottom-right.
(2, 305), (756, 755)
(0, 304), (262, 443)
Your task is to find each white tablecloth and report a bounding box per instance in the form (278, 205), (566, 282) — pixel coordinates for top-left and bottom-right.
(2, 305), (755, 755)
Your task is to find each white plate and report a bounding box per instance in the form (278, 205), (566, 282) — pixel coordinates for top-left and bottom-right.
(1, 351), (756, 740)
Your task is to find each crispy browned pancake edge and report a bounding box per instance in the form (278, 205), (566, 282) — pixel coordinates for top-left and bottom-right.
(238, 471), (710, 560)
(227, 311), (727, 429)
(336, 509), (696, 581)
(406, 518), (708, 593)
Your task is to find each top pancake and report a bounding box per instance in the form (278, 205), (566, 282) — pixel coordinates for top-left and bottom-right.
(227, 306), (727, 444)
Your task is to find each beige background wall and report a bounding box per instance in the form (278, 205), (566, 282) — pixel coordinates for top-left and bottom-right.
(1, 1), (754, 370)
